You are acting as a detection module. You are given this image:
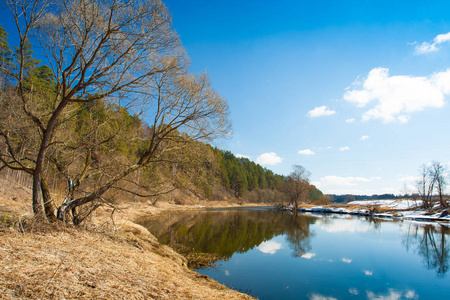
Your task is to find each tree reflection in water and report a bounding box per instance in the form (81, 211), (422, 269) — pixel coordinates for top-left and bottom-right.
(403, 223), (449, 277)
(142, 209), (450, 276)
(140, 209), (316, 264)
(285, 214), (313, 257)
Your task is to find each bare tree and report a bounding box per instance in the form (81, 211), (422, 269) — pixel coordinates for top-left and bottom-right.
(0, 0), (230, 224)
(415, 162), (448, 209)
(430, 161), (448, 208)
(285, 165), (311, 212)
(416, 164), (435, 209)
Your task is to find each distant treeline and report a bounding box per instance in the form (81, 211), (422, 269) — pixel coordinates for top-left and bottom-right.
(329, 194), (399, 203)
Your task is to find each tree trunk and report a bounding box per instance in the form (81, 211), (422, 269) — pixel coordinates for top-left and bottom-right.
(41, 176), (57, 221)
(439, 192), (448, 208)
(57, 163), (141, 224)
(30, 95), (70, 221)
(32, 169), (46, 222)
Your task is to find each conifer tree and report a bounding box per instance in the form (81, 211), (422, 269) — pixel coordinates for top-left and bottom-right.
(0, 24), (14, 88)
(14, 38), (40, 78)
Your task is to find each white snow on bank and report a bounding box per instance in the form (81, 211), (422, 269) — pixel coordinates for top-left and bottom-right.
(348, 200), (396, 206)
(348, 199), (423, 210)
(297, 199), (449, 223)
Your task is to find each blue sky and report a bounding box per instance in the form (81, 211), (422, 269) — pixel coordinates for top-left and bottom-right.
(163, 0), (450, 195)
(2, 1), (450, 196)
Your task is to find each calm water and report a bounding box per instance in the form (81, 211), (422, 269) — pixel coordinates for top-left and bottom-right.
(140, 208), (450, 300)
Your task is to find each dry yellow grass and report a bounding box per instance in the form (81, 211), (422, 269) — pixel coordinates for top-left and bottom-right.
(0, 224), (254, 300)
(0, 175), (254, 300)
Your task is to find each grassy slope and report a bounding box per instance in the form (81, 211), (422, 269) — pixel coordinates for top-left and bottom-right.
(0, 177), (254, 300)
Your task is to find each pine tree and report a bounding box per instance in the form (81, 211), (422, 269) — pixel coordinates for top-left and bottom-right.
(14, 38), (40, 81)
(0, 24), (14, 89)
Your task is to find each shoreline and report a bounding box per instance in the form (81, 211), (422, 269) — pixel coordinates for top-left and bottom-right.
(0, 195), (258, 299)
(292, 199), (450, 224)
(2, 181), (448, 300)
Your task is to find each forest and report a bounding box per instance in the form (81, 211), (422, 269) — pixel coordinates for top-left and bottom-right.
(0, 0), (322, 225)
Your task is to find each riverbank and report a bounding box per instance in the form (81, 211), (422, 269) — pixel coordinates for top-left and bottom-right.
(0, 187), (256, 299)
(295, 199), (450, 224)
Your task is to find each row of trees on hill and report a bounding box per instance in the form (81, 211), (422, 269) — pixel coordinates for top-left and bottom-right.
(211, 151), (324, 205)
(212, 150), (285, 198)
(0, 1), (324, 225)
(0, 0), (231, 224)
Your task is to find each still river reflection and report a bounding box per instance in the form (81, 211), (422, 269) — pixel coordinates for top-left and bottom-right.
(140, 207), (450, 300)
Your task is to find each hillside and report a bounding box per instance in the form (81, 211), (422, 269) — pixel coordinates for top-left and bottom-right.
(0, 177), (254, 300)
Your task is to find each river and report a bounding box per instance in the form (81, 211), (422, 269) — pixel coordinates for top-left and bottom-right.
(139, 207), (450, 300)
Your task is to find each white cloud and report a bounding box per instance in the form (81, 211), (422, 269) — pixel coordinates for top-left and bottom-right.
(298, 149), (315, 155)
(307, 106), (336, 118)
(258, 240), (282, 254)
(317, 175), (380, 187)
(360, 135), (369, 140)
(414, 31), (450, 54)
(320, 220), (373, 233)
(405, 290), (417, 299)
(342, 258), (352, 263)
(434, 32), (450, 44)
(367, 289), (403, 300)
(313, 175), (383, 195)
(398, 174), (419, 183)
(300, 252), (316, 259)
(415, 42), (438, 54)
(364, 270), (373, 276)
(344, 68), (449, 123)
(236, 153), (250, 159)
(345, 118), (355, 123)
(256, 152), (283, 165)
(309, 294), (338, 300)
(349, 289), (359, 295)
(340, 146), (350, 151)
(397, 115), (410, 124)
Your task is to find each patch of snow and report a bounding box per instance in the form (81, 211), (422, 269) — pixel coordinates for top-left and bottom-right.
(348, 199), (423, 210)
(348, 200), (396, 206)
(373, 213), (395, 219)
(297, 199), (449, 224)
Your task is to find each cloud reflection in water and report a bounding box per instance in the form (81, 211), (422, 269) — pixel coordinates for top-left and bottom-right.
(300, 252), (316, 259)
(257, 240), (282, 254)
(366, 289), (418, 300)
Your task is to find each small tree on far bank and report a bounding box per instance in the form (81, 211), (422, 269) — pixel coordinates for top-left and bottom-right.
(431, 161), (448, 208)
(285, 165), (311, 211)
(415, 162), (448, 209)
(313, 194), (332, 205)
(416, 164), (434, 209)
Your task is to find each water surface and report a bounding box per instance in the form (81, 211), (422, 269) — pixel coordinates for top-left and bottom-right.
(140, 208), (450, 300)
